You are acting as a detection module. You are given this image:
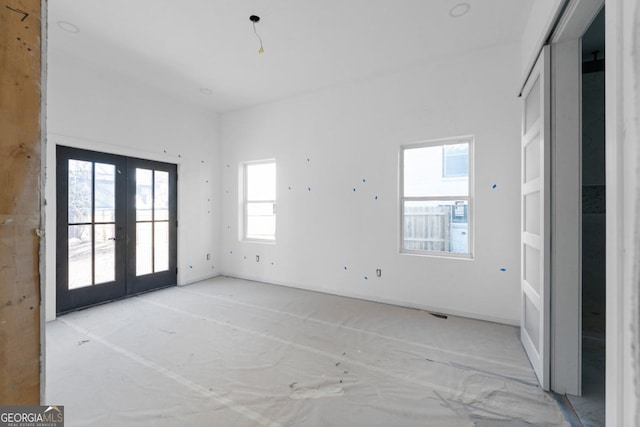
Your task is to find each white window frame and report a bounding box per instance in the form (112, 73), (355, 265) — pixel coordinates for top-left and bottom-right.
(400, 136), (474, 258)
(242, 159), (276, 243)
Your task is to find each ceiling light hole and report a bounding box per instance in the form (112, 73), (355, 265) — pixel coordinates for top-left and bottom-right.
(449, 3), (471, 18)
(249, 15), (264, 54)
(57, 21), (80, 33)
(200, 88), (213, 95)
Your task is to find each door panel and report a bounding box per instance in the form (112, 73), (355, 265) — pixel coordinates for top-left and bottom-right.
(520, 46), (551, 390)
(57, 147), (127, 312)
(57, 147), (177, 313)
(126, 158), (177, 295)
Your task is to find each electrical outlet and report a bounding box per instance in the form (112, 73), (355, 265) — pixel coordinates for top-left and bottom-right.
(376, 269), (382, 277)
(206, 253), (211, 261)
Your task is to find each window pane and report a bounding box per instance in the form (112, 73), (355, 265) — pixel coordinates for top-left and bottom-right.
(68, 224), (92, 289)
(94, 163), (115, 222)
(246, 202), (276, 240)
(154, 221), (169, 272)
(404, 145), (468, 197)
(247, 162), (276, 201)
(68, 160), (92, 223)
(136, 168), (153, 221)
(154, 171), (169, 221)
(136, 222), (153, 276)
(95, 224), (115, 284)
(443, 144), (469, 177)
(402, 200), (469, 254)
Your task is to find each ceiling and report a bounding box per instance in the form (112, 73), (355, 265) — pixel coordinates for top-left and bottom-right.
(48, 1), (534, 113)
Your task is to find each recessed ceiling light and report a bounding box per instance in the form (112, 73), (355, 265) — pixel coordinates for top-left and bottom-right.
(57, 21), (80, 33)
(449, 3), (471, 18)
(200, 88), (213, 95)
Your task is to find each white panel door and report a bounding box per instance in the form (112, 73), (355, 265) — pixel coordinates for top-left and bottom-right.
(520, 46), (550, 390)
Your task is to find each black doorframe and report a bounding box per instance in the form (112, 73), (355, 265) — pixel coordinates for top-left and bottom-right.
(56, 146), (177, 314)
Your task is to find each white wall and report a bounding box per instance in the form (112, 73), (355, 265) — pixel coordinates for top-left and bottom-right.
(520, 0), (565, 87)
(45, 48), (221, 321)
(605, 0), (639, 424)
(219, 43), (522, 325)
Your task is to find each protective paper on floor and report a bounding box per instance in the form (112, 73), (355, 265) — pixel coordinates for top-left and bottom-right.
(46, 277), (570, 426)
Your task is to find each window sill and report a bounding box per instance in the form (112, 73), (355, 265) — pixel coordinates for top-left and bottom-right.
(242, 238), (276, 245)
(399, 250), (473, 260)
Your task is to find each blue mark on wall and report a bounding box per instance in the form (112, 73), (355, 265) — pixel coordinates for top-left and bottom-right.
(500, 268), (507, 272)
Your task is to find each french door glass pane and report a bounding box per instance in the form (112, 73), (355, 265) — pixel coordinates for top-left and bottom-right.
(136, 222), (153, 276)
(154, 222), (169, 272)
(95, 163), (115, 222)
(154, 171), (169, 221)
(68, 160), (92, 223)
(68, 224), (92, 289)
(136, 168), (153, 221)
(95, 224), (115, 284)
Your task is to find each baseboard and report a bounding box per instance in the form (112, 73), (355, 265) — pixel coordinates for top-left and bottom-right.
(180, 272), (221, 287)
(215, 271), (520, 327)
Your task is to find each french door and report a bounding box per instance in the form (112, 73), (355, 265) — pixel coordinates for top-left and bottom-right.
(56, 146), (177, 313)
(520, 46), (551, 390)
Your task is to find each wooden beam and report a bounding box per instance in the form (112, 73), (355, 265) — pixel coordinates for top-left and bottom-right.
(0, 0), (43, 405)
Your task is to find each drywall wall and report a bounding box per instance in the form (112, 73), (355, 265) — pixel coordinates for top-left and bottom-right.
(520, 0), (565, 88)
(220, 43), (522, 325)
(605, 0), (639, 424)
(45, 48), (221, 321)
(0, 0), (43, 405)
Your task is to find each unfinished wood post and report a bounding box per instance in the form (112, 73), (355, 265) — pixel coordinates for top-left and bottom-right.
(0, 0), (43, 405)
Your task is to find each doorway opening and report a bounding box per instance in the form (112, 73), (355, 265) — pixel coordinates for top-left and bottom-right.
(56, 146), (178, 314)
(567, 7), (606, 426)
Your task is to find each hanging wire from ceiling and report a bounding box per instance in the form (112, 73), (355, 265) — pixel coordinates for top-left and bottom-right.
(249, 15), (264, 54)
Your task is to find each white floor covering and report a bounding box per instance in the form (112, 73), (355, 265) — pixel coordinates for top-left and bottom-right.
(46, 276), (571, 426)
